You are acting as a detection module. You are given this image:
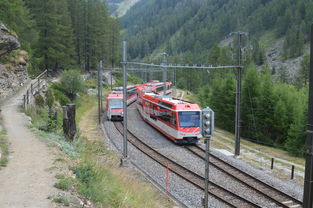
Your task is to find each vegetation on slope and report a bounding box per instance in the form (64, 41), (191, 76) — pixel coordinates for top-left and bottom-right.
(0, 0), (120, 74)
(25, 71), (174, 207)
(122, 0), (312, 61)
(0, 117), (8, 168)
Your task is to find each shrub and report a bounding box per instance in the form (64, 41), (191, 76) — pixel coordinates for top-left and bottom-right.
(53, 89), (70, 106)
(72, 164), (96, 184)
(52, 196), (69, 206)
(35, 94), (45, 107)
(54, 177), (75, 191)
(46, 88), (55, 109)
(60, 70), (84, 100)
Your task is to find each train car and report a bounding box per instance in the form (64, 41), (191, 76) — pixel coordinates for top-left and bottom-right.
(147, 82), (172, 95)
(136, 92), (202, 144)
(106, 85), (140, 120)
(106, 91), (123, 120)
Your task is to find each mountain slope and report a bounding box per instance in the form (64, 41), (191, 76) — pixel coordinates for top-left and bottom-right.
(122, 0), (312, 62)
(106, 0), (141, 16)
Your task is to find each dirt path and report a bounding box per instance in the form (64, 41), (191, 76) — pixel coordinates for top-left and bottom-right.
(0, 85), (57, 208)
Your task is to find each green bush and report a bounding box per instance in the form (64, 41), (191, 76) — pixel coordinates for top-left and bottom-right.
(72, 164), (96, 184)
(60, 70), (84, 100)
(53, 89), (70, 106)
(52, 196), (69, 206)
(54, 177), (75, 191)
(35, 94), (45, 107)
(46, 88), (55, 109)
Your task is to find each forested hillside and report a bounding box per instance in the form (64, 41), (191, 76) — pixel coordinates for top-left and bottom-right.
(122, 0), (313, 156)
(0, 0), (120, 74)
(122, 0), (312, 62)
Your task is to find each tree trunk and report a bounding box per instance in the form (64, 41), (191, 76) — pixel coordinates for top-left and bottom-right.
(63, 104), (76, 141)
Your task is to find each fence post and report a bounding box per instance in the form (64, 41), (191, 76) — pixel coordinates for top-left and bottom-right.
(23, 95), (26, 109)
(26, 89), (29, 105)
(271, 158), (274, 169)
(166, 163), (169, 195)
(30, 83), (33, 95)
(38, 77), (40, 89)
(291, 165), (295, 180)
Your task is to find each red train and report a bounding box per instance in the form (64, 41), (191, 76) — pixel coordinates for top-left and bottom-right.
(136, 88), (202, 144)
(106, 81), (171, 121)
(106, 85), (138, 120)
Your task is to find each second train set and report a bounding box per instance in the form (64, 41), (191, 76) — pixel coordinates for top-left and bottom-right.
(106, 81), (202, 144)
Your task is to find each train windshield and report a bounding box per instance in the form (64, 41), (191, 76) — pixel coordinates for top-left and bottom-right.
(109, 99), (123, 109)
(178, 111), (200, 127)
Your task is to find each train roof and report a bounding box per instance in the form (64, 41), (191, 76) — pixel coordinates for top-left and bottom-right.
(143, 93), (200, 111)
(108, 93), (123, 99)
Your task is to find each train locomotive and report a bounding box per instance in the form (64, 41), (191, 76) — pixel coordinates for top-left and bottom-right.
(136, 89), (202, 144)
(106, 85), (138, 121)
(106, 80), (201, 144)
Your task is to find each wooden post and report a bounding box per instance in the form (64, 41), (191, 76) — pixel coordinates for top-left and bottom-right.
(30, 83), (33, 95)
(23, 95), (26, 109)
(166, 164), (169, 195)
(26, 89), (29, 105)
(271, 158), (274, 169)
(291, 165), (295, 180)
(38, 77), (40, 89)
(63, 104), (76, 141)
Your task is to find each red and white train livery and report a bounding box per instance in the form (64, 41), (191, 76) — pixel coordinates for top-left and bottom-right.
(137, 92), (201, 144)
(106, 85), (138, 120)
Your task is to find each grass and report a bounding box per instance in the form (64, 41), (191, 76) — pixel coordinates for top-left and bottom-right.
(73, 139), (174, 208)
(51, 196), (70, 206)
(54, 177), (76, 191)
(26, 79), (175, 208)
(211, 128), (306, 185)
(75, 90), (175, 208)
(0, 115), (8, 168)
(75, 94), (97, 122)
(0, 129), (8, 167)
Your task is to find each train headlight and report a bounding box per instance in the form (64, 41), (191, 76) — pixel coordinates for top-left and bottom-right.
(201, 107), (214, 138)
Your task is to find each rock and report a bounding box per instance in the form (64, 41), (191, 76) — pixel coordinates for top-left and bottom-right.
(0, 22), (20, 56)
(0, 23), (28, 101)
(15, 57), (27, 66)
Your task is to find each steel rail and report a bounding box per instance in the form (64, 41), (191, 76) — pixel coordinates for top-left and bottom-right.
(113, 122), (263, 208)
(186, 145), (303, 208)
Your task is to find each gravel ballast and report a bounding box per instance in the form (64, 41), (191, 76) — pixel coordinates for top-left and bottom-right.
(102, 103), (303, 207)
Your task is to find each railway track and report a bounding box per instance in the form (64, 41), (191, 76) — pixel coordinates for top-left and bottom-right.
(113, 122), (263, 208)
(186, 145), (303, 208)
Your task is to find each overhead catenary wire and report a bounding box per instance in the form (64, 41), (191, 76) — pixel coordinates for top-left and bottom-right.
(122, 61), (242, 69)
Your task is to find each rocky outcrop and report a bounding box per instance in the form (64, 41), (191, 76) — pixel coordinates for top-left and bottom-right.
(0, 22), (20, 56)
(0, 22), (28, 100)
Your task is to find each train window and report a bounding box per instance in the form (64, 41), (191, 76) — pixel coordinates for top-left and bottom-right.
(178, 111), (200, 127)
(127, 88), (136, 98)
(158, 111), (171, 123)
(171, 113), (177, 126)
(109, 99), (123, 109)
(156, 86), (163, 92)
(158, 101), (172, 109)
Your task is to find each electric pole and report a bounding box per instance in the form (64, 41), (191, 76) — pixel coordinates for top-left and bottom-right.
(122, 41), (128, 163)
(234, 32), (246, 157)
(303, 23), (313, 208)
(162, 53), (168, 95)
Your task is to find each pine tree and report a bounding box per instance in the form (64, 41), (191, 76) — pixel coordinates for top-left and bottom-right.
(241, 63), (261, 140)
(0, 0), (36, 51)
(26, 0), (75, 72)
